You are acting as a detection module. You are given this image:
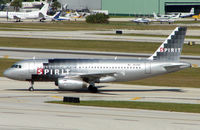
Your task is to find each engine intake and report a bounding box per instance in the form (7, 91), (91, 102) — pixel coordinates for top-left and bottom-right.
(58, 78), (88, 90)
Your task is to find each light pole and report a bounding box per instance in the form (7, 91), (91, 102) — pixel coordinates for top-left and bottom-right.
(158, 0), (160, 15)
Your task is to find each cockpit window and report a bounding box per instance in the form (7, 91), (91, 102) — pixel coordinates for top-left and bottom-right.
(11, 65), (22, 68)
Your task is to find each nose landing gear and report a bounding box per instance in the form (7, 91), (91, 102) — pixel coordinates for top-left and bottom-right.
(28, 81), (34, 91)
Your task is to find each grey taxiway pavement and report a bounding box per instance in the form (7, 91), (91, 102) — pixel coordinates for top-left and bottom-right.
(0, 77), (200, 130)
(0, 30), (200, 44)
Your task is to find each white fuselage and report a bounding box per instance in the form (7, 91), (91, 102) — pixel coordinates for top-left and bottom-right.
(0, 11), (39, 19)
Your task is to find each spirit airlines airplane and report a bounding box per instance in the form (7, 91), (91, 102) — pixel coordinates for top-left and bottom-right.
(4, 27), (191, 92)
(0, 3), (49, 22)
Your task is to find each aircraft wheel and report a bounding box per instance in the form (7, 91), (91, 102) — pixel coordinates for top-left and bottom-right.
(88, 85), (98, 93)
(91, 87), (98, 93)
(28, 87), (34, 91)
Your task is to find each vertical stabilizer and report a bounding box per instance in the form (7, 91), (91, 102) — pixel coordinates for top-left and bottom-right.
(153, 12), (158, 19)
(40, 3), (49, 15)
(190, 8), (194, 14)
(53, 11), (61, 19)
(148, 27), (187, 61)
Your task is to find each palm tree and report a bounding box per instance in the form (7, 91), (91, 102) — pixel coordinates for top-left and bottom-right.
(0, 0), (10, 5)
(51, 0), (61, 12)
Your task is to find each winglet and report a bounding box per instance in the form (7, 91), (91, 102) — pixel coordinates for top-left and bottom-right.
(148, 27), (187, 61)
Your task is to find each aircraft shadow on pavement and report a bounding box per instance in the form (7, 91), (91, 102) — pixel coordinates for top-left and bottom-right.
(4, 87), (184, 96)
(4, 88), (118, 95)
(5, 87), (184, 93)
(99, 89), (184, 92)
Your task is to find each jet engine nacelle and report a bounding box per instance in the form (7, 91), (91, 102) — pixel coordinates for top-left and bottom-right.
(58, 78), (88, 90)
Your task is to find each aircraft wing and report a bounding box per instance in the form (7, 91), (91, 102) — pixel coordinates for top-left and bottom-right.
(13, 15), (25, 20)
(64, 72), (116, 82)
(80, 72), (116, 78)
(80, 72), (116, 82)
(163, 64), (190, 72)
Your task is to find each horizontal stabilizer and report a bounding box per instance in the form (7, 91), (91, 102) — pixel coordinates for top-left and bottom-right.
(163, 62), (191, 72)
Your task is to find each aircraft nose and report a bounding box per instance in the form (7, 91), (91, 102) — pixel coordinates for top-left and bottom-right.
(3, 69), (12, 78)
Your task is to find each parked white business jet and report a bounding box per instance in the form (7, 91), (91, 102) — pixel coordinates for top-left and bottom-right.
(132, 18), (152, 24)
(0, 3), (49, 22)
(153, 13), (175, 24)
(159, 13), (180, 19)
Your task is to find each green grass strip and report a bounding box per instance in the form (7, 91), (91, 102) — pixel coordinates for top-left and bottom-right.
(99, 33), (200, 39)
(0, 37), (200, 55)
(0, 21), (200, 31)
(47, 101), (200, 113)
(124, 68), (200, 88)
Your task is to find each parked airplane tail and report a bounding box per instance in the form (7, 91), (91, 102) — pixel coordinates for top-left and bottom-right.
(53, 11), (61, 19)
(148, 27), (187, 61)
(175, 13), (181, 18)
(190, 8), (194, 14)
(40, 3), (49, 15)
(153, 12), (158, 19)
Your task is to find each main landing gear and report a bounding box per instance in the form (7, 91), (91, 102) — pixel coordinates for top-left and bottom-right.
(88, 84), (98, 93)
(28, 81), (34, 91)
(16, 19), (21, 22)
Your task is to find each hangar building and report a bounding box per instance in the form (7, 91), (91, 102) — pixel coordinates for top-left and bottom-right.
(58, 0), (101, 10)
(58, 0), (200, 16)
(102, 0), (200, 16)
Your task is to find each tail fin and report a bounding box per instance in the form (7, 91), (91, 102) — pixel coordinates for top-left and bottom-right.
(175, 13), (180, 18)
(40, 3), (49, 15)
(190, 8), (194, 14)
(148, 27), (187, 61)
(153, 12), (158, 19)
(53, 11), (61, 19)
